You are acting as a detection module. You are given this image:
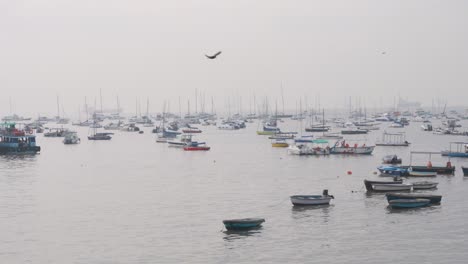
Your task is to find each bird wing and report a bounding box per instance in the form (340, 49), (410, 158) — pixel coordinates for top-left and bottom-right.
(205, 54), (213, 59)
(214, 51), (222, 57)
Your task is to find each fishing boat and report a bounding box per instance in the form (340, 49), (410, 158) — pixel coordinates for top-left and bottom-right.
(222, 218), (265, 230)
(88, 132), (112, 140)
(412, 181), (438, 190)
(0, 122), (41, 154)
(388, 199), (431, 209)
(463, 166), (468, 176)
(400, 151), (456, 174)
(183, 141), (210, 151)
(364, 179), (403, 191)
(377, 166), (408, 177)
(382, 155), (402, 164)
(63, 131), (80, 144)
(376, 131), (410, 146)
(372, 183), (413, 192)
(290, 190), (334, 206)
(441, 142), (468, 158)
(271, 139), (289, 148)
(386, 193), (442, 204)
(330, 140), (375, 154)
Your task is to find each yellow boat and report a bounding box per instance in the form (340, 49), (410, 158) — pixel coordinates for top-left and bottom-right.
(257, 131), (277, 135)
(272, 142), (289, 147)
(271, 139), (289, 147)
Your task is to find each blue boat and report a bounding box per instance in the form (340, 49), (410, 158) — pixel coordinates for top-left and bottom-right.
(386, 193), (442, 204)
(388, 199), (431, 209)
(223, 218), (265, 230)
(377, 166), (408, 176)
(0, 122), (41, 154)
(441, 142), (468, 158)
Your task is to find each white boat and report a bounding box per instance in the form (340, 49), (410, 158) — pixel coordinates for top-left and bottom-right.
(290, 190), (334, 206)
(372, 183), (413, 191)
(408, 170), (437, 177)
(288, 144), (330, 156)
(412, 181), (438, 190)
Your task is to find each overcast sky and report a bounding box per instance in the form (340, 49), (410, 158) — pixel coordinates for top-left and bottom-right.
(1, 0), (467, 116)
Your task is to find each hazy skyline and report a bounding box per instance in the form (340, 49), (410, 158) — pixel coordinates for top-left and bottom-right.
(1, 0), (467, 116)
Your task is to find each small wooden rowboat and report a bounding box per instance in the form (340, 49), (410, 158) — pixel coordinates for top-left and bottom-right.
(412, 181), (438, 190)
(386, 193), (442, 204)
(372, 183), (413, 192)
(388, 199), (431, 209)
(223, 218), (265, 230)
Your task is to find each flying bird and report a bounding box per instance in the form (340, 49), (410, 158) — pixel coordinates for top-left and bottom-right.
(205, 51), (222, 59)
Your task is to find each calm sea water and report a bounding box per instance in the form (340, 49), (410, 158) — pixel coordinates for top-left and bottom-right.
(1, 119), (468, 263)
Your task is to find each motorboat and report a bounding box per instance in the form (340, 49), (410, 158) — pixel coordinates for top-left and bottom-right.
(364, 179), (403, 191)
(290, 190), (334, 206)
(63, 131), (80, 144)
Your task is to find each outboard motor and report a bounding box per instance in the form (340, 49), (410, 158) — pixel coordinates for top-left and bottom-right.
(322, 189), (329, 196)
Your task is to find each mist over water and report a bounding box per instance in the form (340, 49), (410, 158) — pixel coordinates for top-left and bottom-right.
(1, 119), (468, 263)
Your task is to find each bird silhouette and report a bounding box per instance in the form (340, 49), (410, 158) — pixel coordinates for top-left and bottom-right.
(205, 51), (222, 59)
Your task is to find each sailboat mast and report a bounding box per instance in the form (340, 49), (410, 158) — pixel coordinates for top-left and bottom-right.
(281, 83), (285, 115)
(100, 88), (103, 114)
(56, 95), (60, 119)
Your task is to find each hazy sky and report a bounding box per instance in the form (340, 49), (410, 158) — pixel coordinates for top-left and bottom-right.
(1, 0), (467, 116)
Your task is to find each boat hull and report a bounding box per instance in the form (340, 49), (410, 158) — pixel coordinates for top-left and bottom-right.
(386, 193), (442, 204)
(290, 195), (332, 206)
(272, 143), (289, 147)
(183, 146), (210, 151)
(389, 199), (431, 209)
(0, 146), (41, 154)
(223, 218), (265, 230)
(408, 171), (437, 177)
(400, 166), (455, 174)
(412, 182), (438, 190)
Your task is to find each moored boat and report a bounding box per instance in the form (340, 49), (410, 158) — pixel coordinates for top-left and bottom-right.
(377, 166), (408, 177)
(386, 193), (442, 204)
(271, 139), (289, 148)
(290, 190), (334, 206)
(222, 218), (265, 230)
(183, 141), (210, 151)
(388, 199), (431, 209)
(364, 179), (403, 191)
(463, 166), (468, 176)
(330, 140), (375, 154)
(63, 131), (80, 144)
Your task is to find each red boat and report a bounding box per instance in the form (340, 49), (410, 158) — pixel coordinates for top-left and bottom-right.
(183, 141), (210, 151)
(184, 146), (210, 151)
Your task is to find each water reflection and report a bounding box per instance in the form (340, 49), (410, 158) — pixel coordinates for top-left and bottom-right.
(386, 204), (441, 214)
(222, 227), (263, 242)
(291, 204), (333, 222)
(0, 155), (38, 170)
